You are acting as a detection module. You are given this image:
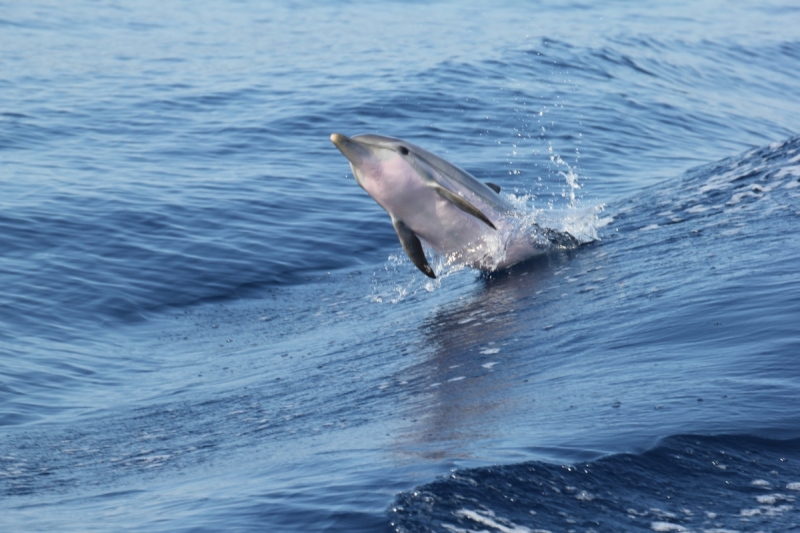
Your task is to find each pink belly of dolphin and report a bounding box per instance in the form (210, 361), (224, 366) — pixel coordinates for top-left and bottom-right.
(402, 195), (537, 271)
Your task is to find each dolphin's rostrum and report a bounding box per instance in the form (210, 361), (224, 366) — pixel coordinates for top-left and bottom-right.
(330, 133), (575, 278)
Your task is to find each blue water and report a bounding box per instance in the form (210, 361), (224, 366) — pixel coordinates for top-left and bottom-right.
(1, 1), (799, 531)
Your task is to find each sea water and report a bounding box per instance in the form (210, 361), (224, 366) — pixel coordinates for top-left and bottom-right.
(1, 1), (799, 531)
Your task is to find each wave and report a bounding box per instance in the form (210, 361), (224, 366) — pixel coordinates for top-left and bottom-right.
(391, 434), (800, 533)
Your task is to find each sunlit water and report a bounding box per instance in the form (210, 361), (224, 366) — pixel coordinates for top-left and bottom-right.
(1, 1), (799, 532)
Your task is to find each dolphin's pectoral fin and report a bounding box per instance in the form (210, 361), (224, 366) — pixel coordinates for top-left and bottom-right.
(485, 182), (501, 193)
(392, 219), (436, 279)
(432, 185), (497, 230)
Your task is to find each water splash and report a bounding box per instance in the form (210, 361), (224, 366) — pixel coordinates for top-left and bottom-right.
(548, 144), (582, 209)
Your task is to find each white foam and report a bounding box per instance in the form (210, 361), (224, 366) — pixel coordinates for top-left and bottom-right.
(596, 216), (614, 228)
(787, 482), (800, 490)
(698, 166), (743, 194)
(751, 479), (771, 487)
(480, 348), (500, 355)
(453, 509), (538, 533)
(448, 376), (466, 382)
(759, 180), (785, 193)
(482, 362), (499, 369)
(727, 189), (762, 206)
(650, 509), (678, 519)
(765, 504), (793, 516)
(650, 522), (688, 532)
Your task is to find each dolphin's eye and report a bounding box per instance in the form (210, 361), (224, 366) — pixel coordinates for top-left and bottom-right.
(398, 146), (409, 155)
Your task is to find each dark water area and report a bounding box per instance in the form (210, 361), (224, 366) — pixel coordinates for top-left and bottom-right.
(1, 1), (799, 531)
(393, 434), (800, 532)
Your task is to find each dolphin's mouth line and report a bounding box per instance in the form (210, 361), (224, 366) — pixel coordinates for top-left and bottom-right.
(330, 133), (374, 166)
(330, 132), (408, 156)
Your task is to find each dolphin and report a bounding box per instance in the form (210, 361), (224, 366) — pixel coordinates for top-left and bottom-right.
(330, 133), (577, 278)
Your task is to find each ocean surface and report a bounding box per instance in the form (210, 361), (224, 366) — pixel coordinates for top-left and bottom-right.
(2, 1), (800, 531)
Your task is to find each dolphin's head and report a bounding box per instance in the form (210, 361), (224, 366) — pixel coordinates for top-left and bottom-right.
(329, 133), (421, 203)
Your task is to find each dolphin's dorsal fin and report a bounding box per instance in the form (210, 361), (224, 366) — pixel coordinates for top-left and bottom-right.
(392, 218), (436, 278)
(430, 184), (497, 230)
(485, 182), (501, 193)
